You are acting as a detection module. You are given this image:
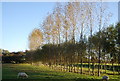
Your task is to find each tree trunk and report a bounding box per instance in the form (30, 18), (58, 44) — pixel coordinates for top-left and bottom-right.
(118, 63), (120, 74)
(118, 54), (120, 74)
(73, 64), (76, 73)
(112, 62), (115, 75)
(92, 62), (95, 75)
(80, 57), (83, 74)
(88, 55), (91, 75)
(105, 62), (107, 73)
(98, 46), (101, 76)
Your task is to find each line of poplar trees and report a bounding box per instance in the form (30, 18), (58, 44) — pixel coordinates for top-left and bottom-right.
(26, 2), (120, 76)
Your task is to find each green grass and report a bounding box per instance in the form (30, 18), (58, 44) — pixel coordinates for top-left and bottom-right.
(2, 64), (120, 81)
(79, 63), (119, 66)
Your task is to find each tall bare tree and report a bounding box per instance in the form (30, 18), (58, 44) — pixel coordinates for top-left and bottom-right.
(96, 2), (112, 76)
(86, 2), (96, 75)
(53, 3), (62, 44)
(29, 28), (43, 50)
(42, 13), (54, 44)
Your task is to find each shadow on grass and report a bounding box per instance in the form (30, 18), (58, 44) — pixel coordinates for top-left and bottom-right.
(1, 79), (120, 81)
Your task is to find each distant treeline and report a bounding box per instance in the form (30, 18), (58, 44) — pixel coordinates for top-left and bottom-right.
(2, 51), (26, 63)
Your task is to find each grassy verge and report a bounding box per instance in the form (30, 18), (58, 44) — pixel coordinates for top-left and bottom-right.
(2, 64), (120, 81)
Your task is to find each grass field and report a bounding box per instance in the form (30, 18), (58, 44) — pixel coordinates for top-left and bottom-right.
(2, 64), (120, 81)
